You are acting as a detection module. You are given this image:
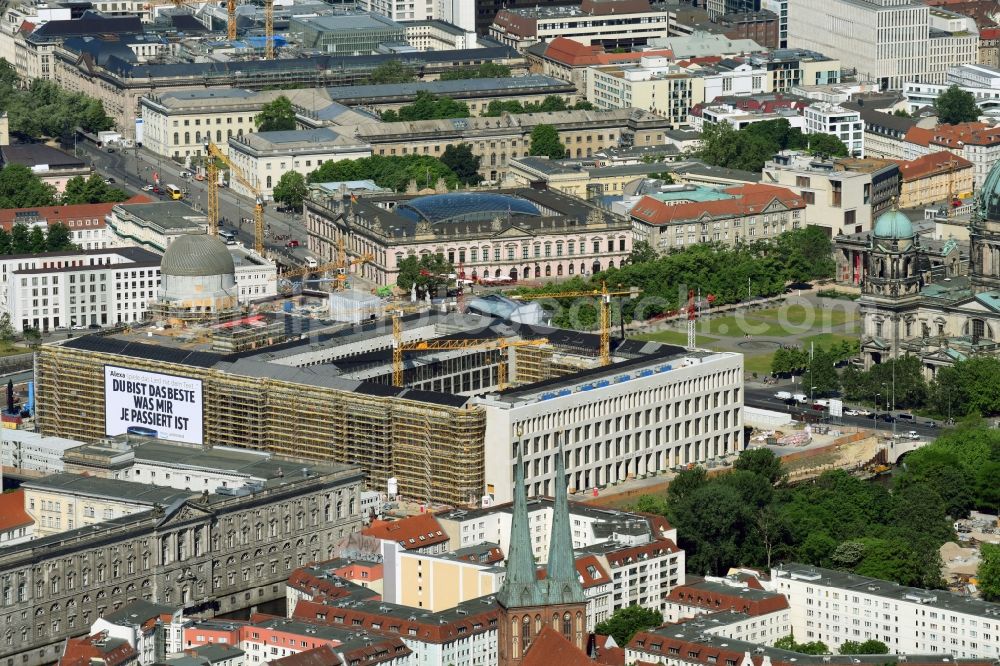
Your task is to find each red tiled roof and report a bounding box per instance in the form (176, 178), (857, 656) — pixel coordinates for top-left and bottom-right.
(0, 194), (151, 231)
(630, 184), (804, 226)
(928, 122), (1000, 148)
(0, 490), (32, 532)
(269, 644), (342, 666)
(904, 126), (936, 147)
(541, 37), (672, 66)
(575, 555), (611, 589)
(591, 635), (626, 666)
(895, 151), (973, 181)
(604, 537), (681, 569)
(522, 626), (595, 666)
(60, 633), (136, 666)
(665, 582), (789, 616)
(363, 514), (448, 550)
(981, 27), (1000, 39)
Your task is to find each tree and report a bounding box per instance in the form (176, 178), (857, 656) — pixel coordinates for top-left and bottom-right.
(256, 95), (296, 132)
(699, 119), (808, 172)
(439, 62), (512, 80)
(666, 466), (707, 506)
(309, 154), (459, 192)
(396, 253), (454, 296)
(594, 605), (663, 645)
(440, 144), (482, 186)
(979, 543), (1000, 602)
(0, 165), (56, 208)
(44, 223), (75, 252)
(22, 327), (41, 347)
(670, 483), (752, 575)
(808, 132), (849, 157)
(934, 85), (980, 125)
(801, 347), (841, 397)
(631, 494), (669, 516)
(0, 313), (15, 351)
(771, 346), (809, 376)
(893, 108), (911, 118)
(629, 240), (658, 264)
(272, 171), (308, 211)
(839, 640), (889, 655)
(928, 356), (1000, 417)
(733, 448), (785, 485)
(382, 93), (470, 122)
(894, 447), (974, 518)
(775, 634), (830, 655)
(529, 124), (566, 159)
(367, 61), (415, 84)
(62, 174), (128, 205)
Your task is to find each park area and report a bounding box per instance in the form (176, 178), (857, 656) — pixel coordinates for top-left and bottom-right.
(635, 296), (860, 376)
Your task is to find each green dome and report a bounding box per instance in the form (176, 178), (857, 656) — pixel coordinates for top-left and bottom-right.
(872, 210), (914, 240)
(980, 159), (1000, 219)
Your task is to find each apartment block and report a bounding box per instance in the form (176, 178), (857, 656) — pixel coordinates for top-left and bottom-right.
(803, 103), (864, 157)
(772, 564), (1000, 658)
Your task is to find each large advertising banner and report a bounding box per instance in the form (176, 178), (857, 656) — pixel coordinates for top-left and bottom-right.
(104, 365), (204, 444)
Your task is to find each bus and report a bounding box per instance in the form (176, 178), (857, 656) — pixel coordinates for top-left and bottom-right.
(164, 184), (183, 200)
(218, 229), (237, 245)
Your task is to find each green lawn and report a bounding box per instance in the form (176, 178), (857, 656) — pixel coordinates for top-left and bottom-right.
(744, 354), (776, 376)
(801, 332), (856, 350)
(635, 329), (719, 346)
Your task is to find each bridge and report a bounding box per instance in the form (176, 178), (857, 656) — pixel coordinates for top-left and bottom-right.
(876, 437), (931, 464)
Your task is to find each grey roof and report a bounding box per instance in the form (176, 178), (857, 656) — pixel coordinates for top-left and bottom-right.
(160, 232), (235, 277)
(116, 201), (206, 231)
(128, 439), (307, 482)
(103, 599), (176, 626)
(62, 35), (138, 66)
(1, 144), (85, 169)
(22, 473), (193, 505)
(774, 563), (1000, 620)
(188, 644), (245, 663)
(321, 74), (574, 103)
(31, 12), (142, 39)
(291, 12), (403, 32)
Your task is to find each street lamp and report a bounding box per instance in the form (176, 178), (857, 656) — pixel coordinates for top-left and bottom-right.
(810, 385), (817, 404)
(875, 392), (881, 437)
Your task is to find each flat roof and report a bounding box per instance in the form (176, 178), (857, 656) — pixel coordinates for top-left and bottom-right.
(321, 74), (574, 102)
(22, 472), (193, 505)
(115, 200), (207, 230)
(774, 564), (1000, 620)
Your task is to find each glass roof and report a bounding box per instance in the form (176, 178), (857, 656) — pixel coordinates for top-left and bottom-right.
(396, 193), (541, 225)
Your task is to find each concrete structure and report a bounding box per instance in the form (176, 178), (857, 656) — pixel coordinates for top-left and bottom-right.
(904, 63), (1000, 114)
(380, 541), (504, 611)
(490, 0), (674, 51)
(647, 30), (762, 58)
(897, 151), (975, 207)
(402, 20), (478, 47)
(787, 0), (974, 90)
(587, 55), (770, 126)
(745, 49), (842, 93)
(290, 13), (406, 54)
(226, 129), (371, 200)
(153, 232), (238, 324)
(0, 144), (89, 194)
(21, 473), (192, 538)
(0, 246), (160, 332)
(304, 188), (631, 287)
(630, 183), (806, 249)
(762, 151), (900, 237)
(0, 458), (363, 666)
(803, 103), (864, 157)
(342, 107), (675, 182)
(53, 44), (525, 141)
(105, 200), (208, 253)
(0, 430), (81, 476)
(508, 156), (679, 200)
(772, 563), (1000, 657)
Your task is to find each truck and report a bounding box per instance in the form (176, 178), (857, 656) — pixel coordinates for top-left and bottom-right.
(774, 391), (792, 401)
(792, 393), (807, 403)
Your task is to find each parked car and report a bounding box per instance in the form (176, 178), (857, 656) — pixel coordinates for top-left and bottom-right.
(71, 324), (86, 331)
(180, 170), (192, 179)
(104, 177), (115, 184)
(286, 240), (300, 248)
(141, 184), (154, 192)
(152, 186), (162, 194)
(907, 430), (920, 440)
(194, 174), (205, 181)
(923, 420), (938, 428)
(106, 147), (115, 153)
(881, 414), (896, 423)
(897, 413), (915, 421)
(87, 323), (101, 330)
(774, 391), (792, 401)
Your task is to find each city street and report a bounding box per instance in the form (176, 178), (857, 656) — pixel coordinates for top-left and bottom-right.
(79, 142), (310, 268)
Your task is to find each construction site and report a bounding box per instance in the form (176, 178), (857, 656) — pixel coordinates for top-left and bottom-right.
(34, 301), (743, 507)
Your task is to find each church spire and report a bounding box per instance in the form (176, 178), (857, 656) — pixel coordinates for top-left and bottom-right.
(545, 438), (584, 605)
(497, 443), (545, 609)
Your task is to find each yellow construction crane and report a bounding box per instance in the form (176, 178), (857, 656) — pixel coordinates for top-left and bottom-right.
(203, 141), (265, 255)
(512, 282), (642, 366)
(391, 325), (547, 388)
(269, 238), (373, 291)
(264, 0), (274, 59)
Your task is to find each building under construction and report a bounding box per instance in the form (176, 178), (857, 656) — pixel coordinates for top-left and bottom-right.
(35, 310), (745, 506)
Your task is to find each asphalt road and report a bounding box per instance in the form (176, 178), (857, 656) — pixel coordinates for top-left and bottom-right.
(744, 385), (943, 439)
(80, 143), (310, 268)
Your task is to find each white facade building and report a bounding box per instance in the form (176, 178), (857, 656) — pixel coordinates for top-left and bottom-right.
(89, 602), (186, 665)
(226, 128), (371, 200)
(804, 103), (865, 157)
(0, 247), (161, 332)
(904, 64), (1000, 114)
(0, 430), (80, 475)
(771, 564), (1000, 658)
(788, 0), (930, 90)
(357, 0), (475, 32)
(478, 350), (744, 504)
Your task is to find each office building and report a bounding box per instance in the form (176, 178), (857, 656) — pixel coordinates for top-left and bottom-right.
(104, 200), (208, 253)
(762, 151), (900, 236)
(629, 183), (806, 249)
(772, 564), (1000, 658)
(897, 151), (975, 207)
(0, 430), (81, 476)
(490, 0), (674, 51)
(0, 458), (364, 666)
(524, 37), (676, 92)
(303, 188), (632, 286)
(508, 156), (680, 200)
(0, 198), (143, 250)
(290, 13), (407, 54)
(226, 129), (371, 200)
(904, 63), (1000, 115)
(803, 103), (865, 157)
(0, 246), (161, 332)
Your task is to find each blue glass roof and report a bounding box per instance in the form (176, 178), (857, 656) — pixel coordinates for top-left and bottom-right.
(396, 193), (541, 225)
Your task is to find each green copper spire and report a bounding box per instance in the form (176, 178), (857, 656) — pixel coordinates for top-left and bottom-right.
(545, 439), (584, 605)
(497, 443), (546, 609)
